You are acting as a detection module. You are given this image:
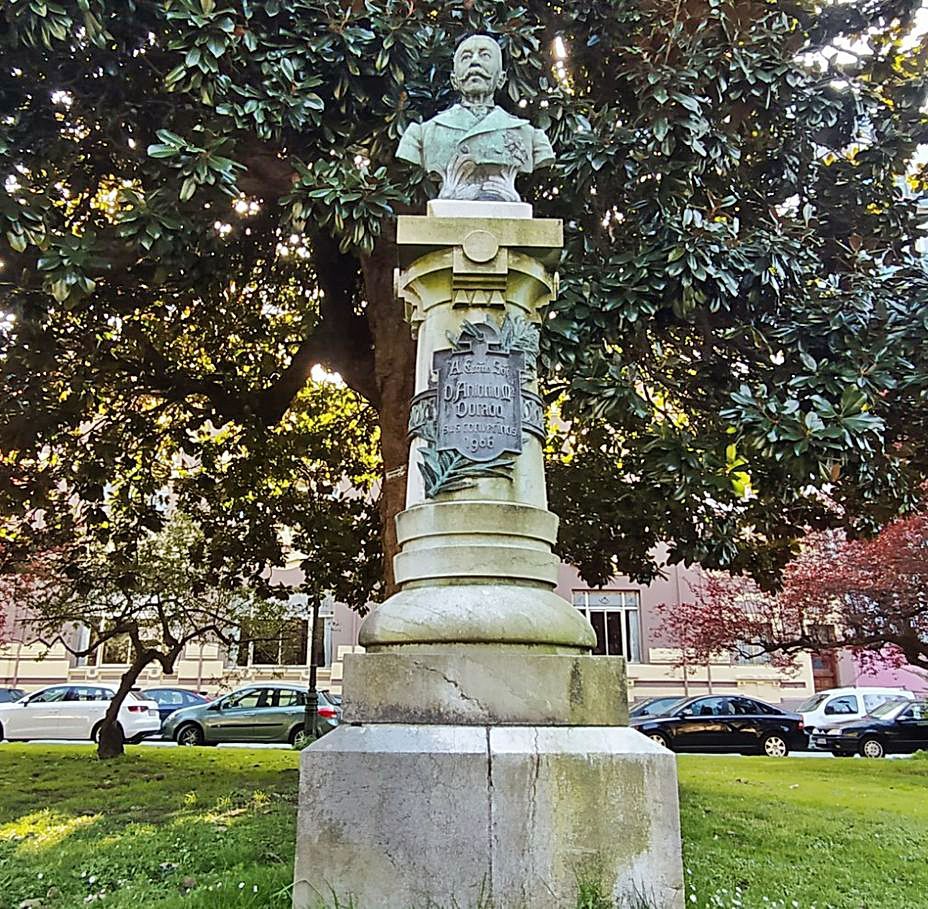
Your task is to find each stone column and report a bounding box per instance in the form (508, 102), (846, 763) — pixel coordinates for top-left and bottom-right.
(292, 202), (684, 909)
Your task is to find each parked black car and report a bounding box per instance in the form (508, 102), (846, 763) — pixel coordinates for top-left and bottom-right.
(629, 696), (684, 719)
(141, 687), (211, 727)
(811, 698), (928, 758)
(0, 688), (25, 703)
(630, 694), (807, 756)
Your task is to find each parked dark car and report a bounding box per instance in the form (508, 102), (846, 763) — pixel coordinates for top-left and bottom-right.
(811, 698), (928, 758)
(0, 688), (25, 703)
(630, 694), (807, 756)
(161, 683), (341, 747)
(140, 687), (211, 727)
(629, 696), (684, 720)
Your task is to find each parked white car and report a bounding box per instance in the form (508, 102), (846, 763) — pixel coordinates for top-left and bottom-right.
(0, 684), (161, 743)
(798, 686), (914, 735)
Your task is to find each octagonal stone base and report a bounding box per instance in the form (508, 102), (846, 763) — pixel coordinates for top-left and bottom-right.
(292, 724), (684, 909)
(342, 651), (627, 726)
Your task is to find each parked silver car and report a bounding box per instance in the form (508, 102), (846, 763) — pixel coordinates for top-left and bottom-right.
(161, 683), (341, 747)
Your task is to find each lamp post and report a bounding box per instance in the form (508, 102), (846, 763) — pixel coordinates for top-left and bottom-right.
(303, 596), (321, 742)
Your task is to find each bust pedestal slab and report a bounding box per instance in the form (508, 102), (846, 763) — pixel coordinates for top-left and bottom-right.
(292, 206), (684, 909)
(293, 726), (683, 909)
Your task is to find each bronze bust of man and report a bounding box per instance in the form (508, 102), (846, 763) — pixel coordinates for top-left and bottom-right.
(396, 34), (555, 203)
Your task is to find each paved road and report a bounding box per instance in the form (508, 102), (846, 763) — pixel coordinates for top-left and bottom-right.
(2, 739), (912, 757)
(13, 738), (291, 749)
(0, 738), (873, 756)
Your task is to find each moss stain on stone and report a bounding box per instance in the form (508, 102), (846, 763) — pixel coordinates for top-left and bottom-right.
(547, 755), (650, 887)
(568, 657), (584, 709)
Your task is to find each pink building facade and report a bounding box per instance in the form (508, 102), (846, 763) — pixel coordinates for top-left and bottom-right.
(3, 556), (925, 705)
(833, 651), (928, 695)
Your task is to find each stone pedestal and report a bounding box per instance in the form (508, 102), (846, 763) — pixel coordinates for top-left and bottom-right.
(294, 726), (683, 909)
(293, 204), (684, 909)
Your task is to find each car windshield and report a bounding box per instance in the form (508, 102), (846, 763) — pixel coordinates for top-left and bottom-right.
(797, 693), (830, 712)
(868, 698), (910, 719)
(637, 697), (676, 712)
(654, 698), (688, 715)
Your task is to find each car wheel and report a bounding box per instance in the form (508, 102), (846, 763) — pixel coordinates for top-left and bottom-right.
(175, 723), (205, 747)
(761, 734), (789, 757)
(290, 726), (311, 748)
(860, 737), (885, 759)
(92, 721), (125, 744)
(647, 732), (671, 750)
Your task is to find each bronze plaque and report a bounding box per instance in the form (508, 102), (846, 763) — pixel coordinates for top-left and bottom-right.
(433, 323), (523, 462)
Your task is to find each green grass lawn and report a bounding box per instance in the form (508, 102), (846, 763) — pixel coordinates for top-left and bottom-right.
(0, 746), (926, 909)
(0, 746), (298, 909)
(678, 755), (928, 909)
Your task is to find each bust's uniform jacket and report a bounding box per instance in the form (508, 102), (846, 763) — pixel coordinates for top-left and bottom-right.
(396, 104), (554, 176)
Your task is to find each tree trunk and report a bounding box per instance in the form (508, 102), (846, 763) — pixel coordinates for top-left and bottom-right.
(361, 228), (417, 596)
(96, 651), (153, 760)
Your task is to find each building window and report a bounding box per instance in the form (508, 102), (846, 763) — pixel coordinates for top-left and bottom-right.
(731, 645), (773, 666)
(100, 634), (131, 665)
(73, 624), (91, 668)
(81, 622), (162, 667)
(808, 624), (838, 646)
(731, 622), (773, 665)
(572, 590), (642, 662)
(236, 617), (310, 667)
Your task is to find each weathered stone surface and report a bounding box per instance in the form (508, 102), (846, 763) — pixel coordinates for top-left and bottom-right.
(342, 651), (627, 726)
(397, 215), (563, 264)
(490, 727), (685, 909)
(292, 725), (490, 909)
(396, 500), (559, 545)
(395, 542), (561, 586)
(292, 724), (684, 909)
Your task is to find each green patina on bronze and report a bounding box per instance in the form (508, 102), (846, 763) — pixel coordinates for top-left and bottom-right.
(396, 34), (554, 202)
(410, 315), (541, 498)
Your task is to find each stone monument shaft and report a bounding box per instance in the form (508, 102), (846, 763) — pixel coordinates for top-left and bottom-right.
(360, 209), (598, 646)
(343, 202), (627, 727)
(292, 34), (684, 909)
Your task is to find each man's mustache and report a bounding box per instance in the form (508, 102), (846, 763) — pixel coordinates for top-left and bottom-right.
(463, 65), (492, 79)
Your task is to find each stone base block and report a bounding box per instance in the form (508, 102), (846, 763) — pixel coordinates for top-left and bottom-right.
(292, 724), (684, 909)
(343, 651), (627, 726)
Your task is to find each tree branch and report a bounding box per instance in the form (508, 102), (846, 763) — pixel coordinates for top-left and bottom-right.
(257, 232), (377, 422)
(121, 325), (258, 423)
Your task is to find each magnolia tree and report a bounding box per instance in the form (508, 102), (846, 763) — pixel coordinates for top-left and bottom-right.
(3, 0), (928, 600)
(657, 513), (928, 677)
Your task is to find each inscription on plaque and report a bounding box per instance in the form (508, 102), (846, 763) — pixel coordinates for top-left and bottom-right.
(433, 322), (523, 463)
